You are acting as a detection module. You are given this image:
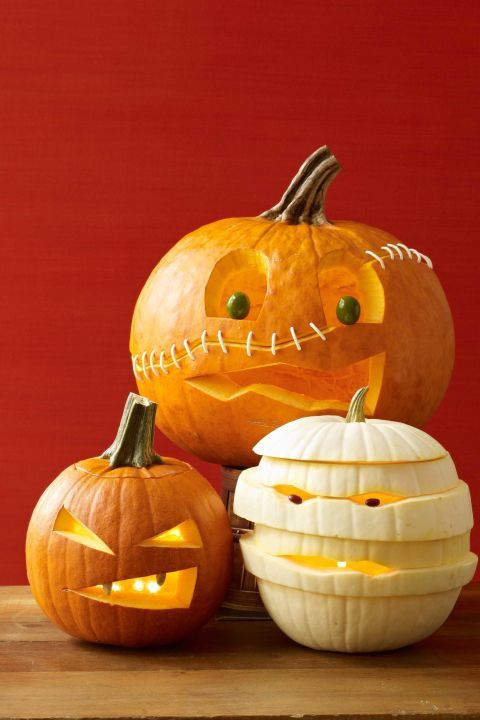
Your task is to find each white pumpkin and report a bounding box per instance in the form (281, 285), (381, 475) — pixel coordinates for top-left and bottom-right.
(234, 387), (477, 652)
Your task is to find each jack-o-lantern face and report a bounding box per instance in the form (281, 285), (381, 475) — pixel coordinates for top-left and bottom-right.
(234, 388), (477, 653)
(26, 394), (232, 647)
(130, 147), (454, 467)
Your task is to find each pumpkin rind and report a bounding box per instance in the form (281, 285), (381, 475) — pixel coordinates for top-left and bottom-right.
(233, 389), (477, 652)
(130, 148), (454, 467)
(26, 394), (232, 647)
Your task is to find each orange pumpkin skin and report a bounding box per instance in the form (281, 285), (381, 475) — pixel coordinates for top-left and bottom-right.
(26, 401), (232, 647)
(130, 149), (454, 467)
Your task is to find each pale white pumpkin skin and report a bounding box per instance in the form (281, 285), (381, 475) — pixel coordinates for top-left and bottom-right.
(258, 454), (458, 497)
(257, 580), (462, 652)
(254, 415), (448, 464)
(234, 470), (474, 542)
(252, 525), (471, 569)
(234, 406), (478, 653)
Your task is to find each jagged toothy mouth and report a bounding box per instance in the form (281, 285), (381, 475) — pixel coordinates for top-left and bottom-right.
(65, 568), (197, 610)
(186, 353), (385, 413)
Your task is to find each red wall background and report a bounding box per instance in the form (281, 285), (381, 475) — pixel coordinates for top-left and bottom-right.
(1, 0), (479, 584)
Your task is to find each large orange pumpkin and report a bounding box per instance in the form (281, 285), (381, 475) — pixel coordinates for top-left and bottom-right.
(26, 394), (232, 647)
(130, 147), (454, 468)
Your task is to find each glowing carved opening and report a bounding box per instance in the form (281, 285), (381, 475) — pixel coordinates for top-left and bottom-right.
(53, 507), (114, 555)
(318, 252), (385, 326)
(187, 354), (385, 415)
(205, 249), (269, 320)
(273, 486), (406, 505)
(70, 568), (197, 609)
(138, 519), (203, 548)
(283, 555), (394, 576)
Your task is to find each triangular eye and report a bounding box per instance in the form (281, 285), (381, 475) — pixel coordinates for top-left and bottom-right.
(53, 507), (114, 555)
(138, 519), (203, 549)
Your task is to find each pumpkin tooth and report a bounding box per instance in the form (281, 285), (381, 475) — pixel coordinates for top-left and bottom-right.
(141, 351), (150, 378)
(159, 350), (168, 375)
(201, 330), (209, 353)
(381, 245), (396, 260)
(170, 344), (181, 368)
(183, 339), (195, 360)
(387, 243), (403, 260)
(217, 330), (228, 354)
(156, 573), (166, 587)
(131, 354), (141, 379)
(271, 332), (277, 355)
(364, 250), (386, 270)
(309, 322), (327, 341)
(149, 350), (160, 377)
(246, 330), (254, 357)
(290, 326), (302, 351)
(102, 583), (112, 596)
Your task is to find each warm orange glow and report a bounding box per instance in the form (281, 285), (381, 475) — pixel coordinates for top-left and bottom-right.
(138, 519), (203, 548)
(72, 568), (198, 609)
(53, 506), (114, 555)
(187, 353), (385, 414)
(283, 555), (394, 576)
(273, 486), (406, 505)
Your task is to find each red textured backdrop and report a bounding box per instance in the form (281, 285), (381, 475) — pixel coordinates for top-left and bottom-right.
(1, 0), (479, 584)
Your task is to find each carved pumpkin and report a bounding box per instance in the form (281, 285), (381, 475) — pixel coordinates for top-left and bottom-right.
(26, 394), (232, 647)
(130, 146), (454, 467)
(234, 388), (477, 652)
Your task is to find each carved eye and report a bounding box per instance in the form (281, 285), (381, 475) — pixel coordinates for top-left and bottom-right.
(273, 485), (316, 502)
(137, 519), (203, 549)
(53, 507), (114, 555)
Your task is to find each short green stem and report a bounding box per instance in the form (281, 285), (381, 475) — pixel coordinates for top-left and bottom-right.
(345, 387), (369, 423)
(101, 393), (162, 468)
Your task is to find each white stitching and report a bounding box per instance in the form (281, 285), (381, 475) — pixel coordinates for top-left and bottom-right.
(290, 326), (302, 351)
(387, 243), (403, 259)
(271, 332), (277, 356)
(170, 344), (181, 369)
(409, 248), (422, 263)
(133, 322), (330, 378)
(309, 322), (326, 341)
(149, 350), (160, 377)
(159, 350), (168, 375)
(217, 330), (228, 354)
(246, 330), (253, 357)
(201, 330), (209, 353)
(419, 252), (433, 269)
(381, 245), (395, 259)
(183, 339), (195, 360)
(132, 354), (140, 380)
(364, 250), (385, 269)
(396, 243), (412, 259)
(141, 351), (150, 379)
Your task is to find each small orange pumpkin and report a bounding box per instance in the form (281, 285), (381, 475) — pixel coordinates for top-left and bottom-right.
(130, 147), (454, 467)
(26, 394), (232, 647)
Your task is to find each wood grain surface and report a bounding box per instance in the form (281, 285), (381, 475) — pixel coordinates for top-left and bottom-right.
(0, 586), (479, 719)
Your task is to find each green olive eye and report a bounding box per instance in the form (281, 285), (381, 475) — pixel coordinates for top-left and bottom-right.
(226, 291), (250, 319)
(336, 296), (361, 325)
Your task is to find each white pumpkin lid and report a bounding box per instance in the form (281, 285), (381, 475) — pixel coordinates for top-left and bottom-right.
(253, 388), (447, 464)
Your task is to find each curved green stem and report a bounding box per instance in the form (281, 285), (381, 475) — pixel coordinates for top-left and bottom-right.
(101, 393), (162, 468)
(346, 387), (369, 423)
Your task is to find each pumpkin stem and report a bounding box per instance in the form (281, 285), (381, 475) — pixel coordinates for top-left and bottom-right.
(100, 393), (162, 468)
(345, 387), (369, 423)
(259, 146), (341, 225)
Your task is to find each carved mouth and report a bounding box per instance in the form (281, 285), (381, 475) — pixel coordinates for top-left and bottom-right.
(66, 568), (197, 609)
(186, 353), (385, 413)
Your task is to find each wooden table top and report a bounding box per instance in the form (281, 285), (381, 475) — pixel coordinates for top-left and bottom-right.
(0, 585), (479, 720)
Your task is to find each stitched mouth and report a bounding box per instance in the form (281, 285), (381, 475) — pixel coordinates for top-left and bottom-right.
(66, 568), (197, 609)
(186, 353), (385, 412)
